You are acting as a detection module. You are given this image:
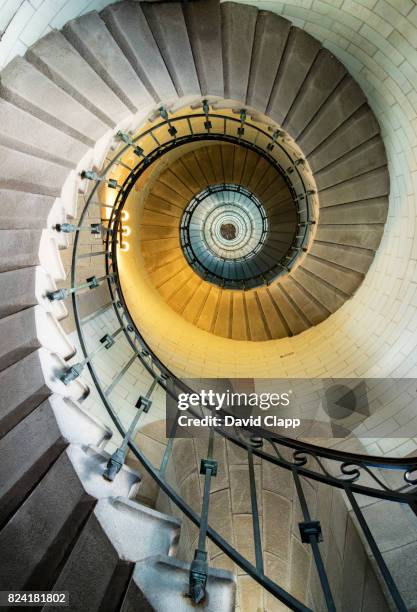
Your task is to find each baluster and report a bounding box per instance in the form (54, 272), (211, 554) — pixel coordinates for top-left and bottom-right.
(267, 129), (284, 152)
(159, 106), (177, 137)
(238, 108), (247, 138)
(202, 100), (212, 131)
(81, 169), (121, 189)
(47, 274), (113, 301)
(248, 449), (264, 575)
(103, 378), (158, 481)
(292, 469), (336, 612)
(189, 427), (217, 604)
(116, 131), (150, 163)
(60, 327), (122, 384)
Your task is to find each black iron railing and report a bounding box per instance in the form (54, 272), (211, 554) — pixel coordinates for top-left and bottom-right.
(56, 102), (417, 611)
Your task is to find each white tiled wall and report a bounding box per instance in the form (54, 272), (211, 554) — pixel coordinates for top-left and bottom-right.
(0, 0), (120, 68)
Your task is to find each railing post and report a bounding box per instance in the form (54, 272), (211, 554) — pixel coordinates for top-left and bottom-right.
(248, 449), (264, 575)
(47, 274), (112, 301)
(60, 327), (122, 384)
(81, 170), (121, 190)
(202, 99), (212, 131)
(103, 379), (157, 481)
(189, 428), (217, 604)
(238, 108), (247, 137)
(159, 106), (177, 137)
(292, 469), (336, 612)
(117, 131), (149, 162)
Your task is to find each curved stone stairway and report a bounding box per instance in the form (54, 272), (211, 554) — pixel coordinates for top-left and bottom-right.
(0, 0), (390, 610)
(134, 128), (388, 340)
(138, 142), (305, 340)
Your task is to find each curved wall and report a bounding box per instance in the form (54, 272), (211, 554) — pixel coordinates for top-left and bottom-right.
(0, 0), (121, 69)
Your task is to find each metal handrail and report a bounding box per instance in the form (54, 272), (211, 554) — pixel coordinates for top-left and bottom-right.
(68, 103), (415, 611)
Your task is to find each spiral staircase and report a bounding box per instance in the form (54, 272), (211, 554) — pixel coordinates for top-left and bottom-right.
(0, 1), (416, 611)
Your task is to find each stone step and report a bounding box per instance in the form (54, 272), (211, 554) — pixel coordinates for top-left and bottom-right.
(0, 307), (40, 372)
(245, 157), (271, 194)
(0, 349), (50, 439)
(244, 291), (270, 341)
(319, 166), (389, 208)
(0, 267), (37, 318)
(221, 2), (258, 102)
(101, 1), (177, 104)
(0, 98), (88, 169)
(0, 399), (66, 529)
(45, 513), (133, 612)
(319, 197), (388, 224)
(0, 189), (54, 230)
(145, 193), (184, 218)
(207, 144), (230, 184)
(167, 159), (205, 195)
(229, 292), (247, 339)
(170, 275), (202, 319)
(252, 166), (281, 198)
(255, 289), (289, 338)
(26, 31), (130, 128)
(0, 306), (73, 372)
(49, 395), (112, 448)
(150, 259), (187, 288)
(95, 497), (181, 561)
(151, 180), (188, 209)
(0, 229), (42, 273)
(66, 444), (141, 500)
(267, 283), (309, 336)
(142, 209), (182, 229)
(183, 0), (223, 97)
(142, 2), (200, 99)
(132, 554), (236, 612)
(0, 145), (69, 197)
(309, 105), (381, 172)
(192, 148), (218, 185)
(300, 255), (364, 297)
(297, 76), (366, 156)
(267, 27), (321, 125)
(283, 49), (346, 140)
(0, 56), (108, 147)
(158, 167), (195, 201)
(261, 176), (291, 205)
(291, 267), (347, 314)
(315, 222), (385, 251)
(279, 276), (328, 328)
(0, 451), (95, 592)
(246, 11), (291, 112)
(315, 136), (387, 190)
(63, 12), (153, 115)
(309, 241), (375, 274)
